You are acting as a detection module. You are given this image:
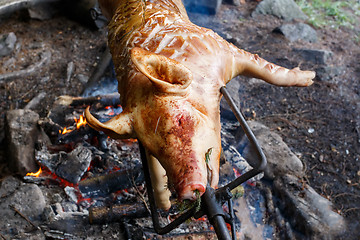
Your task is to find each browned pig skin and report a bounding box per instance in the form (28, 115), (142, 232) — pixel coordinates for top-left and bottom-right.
(85, 0), (315, 210)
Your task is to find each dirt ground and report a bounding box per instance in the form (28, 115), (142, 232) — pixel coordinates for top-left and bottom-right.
(0, 1), (359, 239)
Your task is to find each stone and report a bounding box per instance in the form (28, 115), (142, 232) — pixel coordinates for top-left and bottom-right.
(252, 0), (308, 21)
(28, 3), (58, 20)
(238, 121), (305, 179)
(5, 109), (40, 175)
(0, 180), (46, 236)
(183, 0), (222, 15)
(315, 65), (346, 82)
(274, 23), (318, 43)
(0, 32), (17, 57)
(274, 174), (346, 238)
(0, 175), (22, 197)
(293, 48), (333, 65)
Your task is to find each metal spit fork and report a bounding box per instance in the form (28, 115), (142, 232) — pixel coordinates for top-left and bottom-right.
(139, 86), (267, 240)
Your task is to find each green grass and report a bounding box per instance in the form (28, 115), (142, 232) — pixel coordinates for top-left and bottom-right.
(295, 0), (360, 29)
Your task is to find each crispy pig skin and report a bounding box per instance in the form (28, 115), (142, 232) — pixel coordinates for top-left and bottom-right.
(85, 0), (315, 209)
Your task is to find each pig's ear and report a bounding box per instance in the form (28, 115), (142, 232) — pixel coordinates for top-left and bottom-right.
(85, 106), (135, 139)
(131, 47), (192, 95)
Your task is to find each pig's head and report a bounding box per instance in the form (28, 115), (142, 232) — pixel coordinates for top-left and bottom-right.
(85, 47), (221, 203)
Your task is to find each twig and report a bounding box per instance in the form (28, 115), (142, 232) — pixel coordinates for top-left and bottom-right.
(333, 192), (360, 199)
(344, 207), (360, 213)
(9, 205), (41, 231)
(257, 110), (310, 120)
(0, 51), (51, 82)
(131, 178), (151, 214)
(270, 116), (298, 129)
(0, 232), (6, 240)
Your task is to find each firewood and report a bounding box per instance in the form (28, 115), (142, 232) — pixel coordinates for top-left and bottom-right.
(55, 92), (120, 107)
(89, 202), (148, 224)
(78, 165), (144, 197)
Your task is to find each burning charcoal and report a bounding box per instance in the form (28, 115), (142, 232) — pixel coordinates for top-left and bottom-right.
(23, 175), (47, 184)
(79, 165), (144, 198)
(89, 203), (149, 224)
(55, 144), (93, 184)
(5, 109), (40, 175)
(43, 205), (56, 222)
(35, 146), (61, 173)
(44, 230), (77, 240)
(64, 186), (79, 203)
(62, 201), (79, 212)
(35, 144), (92, 184)
(38, 118), (63, 141)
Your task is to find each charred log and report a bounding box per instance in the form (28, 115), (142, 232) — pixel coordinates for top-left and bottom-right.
(79, 165), (144, 198)
(89, 202), (148, 224)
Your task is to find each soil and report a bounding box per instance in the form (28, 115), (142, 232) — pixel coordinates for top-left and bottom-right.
(0, 1), (359, 239)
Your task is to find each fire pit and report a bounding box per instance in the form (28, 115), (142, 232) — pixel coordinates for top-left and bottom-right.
(15, 86), (268, 239)
(0, 1), (350, 239)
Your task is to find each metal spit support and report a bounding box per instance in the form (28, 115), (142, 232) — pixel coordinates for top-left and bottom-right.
(139, 86), (267, 239)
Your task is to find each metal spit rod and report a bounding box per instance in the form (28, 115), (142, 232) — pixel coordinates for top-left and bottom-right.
(139, 86), (267, 239)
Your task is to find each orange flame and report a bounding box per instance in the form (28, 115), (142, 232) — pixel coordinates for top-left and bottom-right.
(26, 168), (42, 177)
(233, 167), (241, 178)
(59, 127), (73, 135)
(74, 115), (87, 129)
(105, 106), (115, 116)
(59, 114), (87, 135)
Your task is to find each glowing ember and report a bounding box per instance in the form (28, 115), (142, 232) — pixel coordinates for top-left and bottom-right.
(233, 167), (241, 178)
(105, 105), (115, 116)
(26, 168), (42, 177)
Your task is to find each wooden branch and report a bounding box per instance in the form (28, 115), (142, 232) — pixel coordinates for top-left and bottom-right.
(24, 92), (46, 110)
(79, 165), (144, 197)
(81, 46), (113, 95)
(9, 204), (41, 231)
(55, 92), (120, 107)
(89, 202), (149, 224)
(0, 51), (51, 82)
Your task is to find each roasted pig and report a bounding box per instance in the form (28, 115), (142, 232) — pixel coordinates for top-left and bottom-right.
(85, 0), (315, 210)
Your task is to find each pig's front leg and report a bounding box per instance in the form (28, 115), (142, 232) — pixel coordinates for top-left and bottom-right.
(146, 150), (172, 210)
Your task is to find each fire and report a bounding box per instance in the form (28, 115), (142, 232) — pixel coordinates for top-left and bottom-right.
(105, 106), (115, 116)
(233, 167), (241, 178)
(26, 168), (42, 177)
(59, 127), (73, 134)
(59, 114), (87, 134)
(74, 115), (87, 129)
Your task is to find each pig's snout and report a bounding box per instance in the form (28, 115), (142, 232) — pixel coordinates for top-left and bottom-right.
(176, 181), (206, 201)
